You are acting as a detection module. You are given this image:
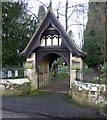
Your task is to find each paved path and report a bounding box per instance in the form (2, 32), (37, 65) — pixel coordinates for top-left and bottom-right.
(2, 92), (106, 119)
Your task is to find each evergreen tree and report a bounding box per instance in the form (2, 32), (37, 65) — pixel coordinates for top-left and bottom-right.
(2, 2), (36, 67)
(83, 2), (106, 69)
(37, 5), (46, 25)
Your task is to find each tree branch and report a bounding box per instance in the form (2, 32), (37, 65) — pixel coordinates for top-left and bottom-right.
(59, 13), (65, 16)
(27, 10), (38, 19)
(67, 24), (86, 29)
(67, 5), (77, 20)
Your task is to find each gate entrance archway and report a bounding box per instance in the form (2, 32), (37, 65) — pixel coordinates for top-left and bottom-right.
(20, 9), (86, 93)
(37, 52), (70, 93)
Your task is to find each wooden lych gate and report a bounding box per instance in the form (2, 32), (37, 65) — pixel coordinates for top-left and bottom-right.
(20, 9), (85, 93)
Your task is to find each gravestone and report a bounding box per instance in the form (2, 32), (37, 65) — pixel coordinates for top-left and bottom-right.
(15, 70), (18, 77)
(8, 70), (12, 78)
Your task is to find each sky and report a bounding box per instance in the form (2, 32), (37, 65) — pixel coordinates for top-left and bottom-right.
(28, 0), (89, 48)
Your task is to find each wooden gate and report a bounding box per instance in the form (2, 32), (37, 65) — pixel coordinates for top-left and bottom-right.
(38, 69), (51, 89)
(38, 66), (70, 93)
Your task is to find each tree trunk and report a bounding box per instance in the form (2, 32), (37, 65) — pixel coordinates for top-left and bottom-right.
(65, 0), (68, 32)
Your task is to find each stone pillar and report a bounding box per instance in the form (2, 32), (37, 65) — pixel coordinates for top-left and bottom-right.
(25, 53), (38, 92)
(28, 70), (38, 92)
(71, 70), (76, 81)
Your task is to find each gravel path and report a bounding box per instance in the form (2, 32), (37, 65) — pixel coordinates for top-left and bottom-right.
(2, 92), (106, 119)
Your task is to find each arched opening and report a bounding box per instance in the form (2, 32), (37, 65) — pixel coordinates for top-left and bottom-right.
(37, 53), (70, 93)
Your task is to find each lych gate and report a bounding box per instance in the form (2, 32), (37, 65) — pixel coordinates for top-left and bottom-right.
(20, 10), (85, 93)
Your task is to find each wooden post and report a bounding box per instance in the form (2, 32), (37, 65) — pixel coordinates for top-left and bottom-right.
(70, 53), (72, 89)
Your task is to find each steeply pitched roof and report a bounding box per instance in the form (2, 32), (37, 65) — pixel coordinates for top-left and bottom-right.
(20, 9), (86, 58)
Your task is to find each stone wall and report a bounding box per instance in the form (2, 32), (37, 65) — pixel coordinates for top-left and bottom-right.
(70, 80), (107, 107)
(1, 78), (30, 96)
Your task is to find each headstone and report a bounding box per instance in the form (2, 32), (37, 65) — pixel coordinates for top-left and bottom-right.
(24, 70), (28, 77)
(8, 70), (12, 78)
(15, 70), (18, 77)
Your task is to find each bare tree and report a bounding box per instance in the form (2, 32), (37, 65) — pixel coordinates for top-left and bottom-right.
(54, 0), (88, 47)
(65, 0), (68, 32)
(28, 0), (88, 47)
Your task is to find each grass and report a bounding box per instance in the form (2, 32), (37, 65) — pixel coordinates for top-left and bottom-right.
(27, 90), (44, 96)
(56, 72), (68, 80)
(51, 72), (69, 82)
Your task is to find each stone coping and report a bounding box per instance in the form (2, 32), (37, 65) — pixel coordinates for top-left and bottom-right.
(1, 78), (30, 85)
(72, 80), (107, 92)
